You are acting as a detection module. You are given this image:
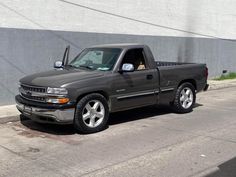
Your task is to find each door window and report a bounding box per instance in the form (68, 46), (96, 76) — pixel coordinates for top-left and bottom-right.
(121, 49), (147, 71)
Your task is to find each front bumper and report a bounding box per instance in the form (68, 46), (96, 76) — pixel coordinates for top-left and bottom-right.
(15, 95), (75, 124)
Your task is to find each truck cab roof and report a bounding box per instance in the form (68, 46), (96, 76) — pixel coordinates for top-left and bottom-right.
(91, 43), (147, 49)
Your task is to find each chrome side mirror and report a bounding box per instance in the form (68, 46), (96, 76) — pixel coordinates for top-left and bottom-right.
(121, 63), (134, 72)
(54, 61), (63, 68)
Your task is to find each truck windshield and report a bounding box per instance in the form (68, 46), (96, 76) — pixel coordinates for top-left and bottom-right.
(69, 48), (121, 71)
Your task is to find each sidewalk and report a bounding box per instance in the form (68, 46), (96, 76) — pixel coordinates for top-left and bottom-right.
(0, 79), (236, 124)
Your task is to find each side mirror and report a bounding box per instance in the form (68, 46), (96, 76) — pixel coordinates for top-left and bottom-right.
(120, 63), (134, 72)
(54, 61), (63, 68)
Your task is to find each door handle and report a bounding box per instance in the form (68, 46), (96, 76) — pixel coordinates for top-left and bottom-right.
(146, 74), (153, 80)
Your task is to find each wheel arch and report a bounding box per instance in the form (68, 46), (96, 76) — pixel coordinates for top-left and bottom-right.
(76, 90), (109, 103)
(178, 79), (197, 90)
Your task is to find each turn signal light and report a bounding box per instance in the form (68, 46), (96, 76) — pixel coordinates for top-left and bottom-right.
(58, 98), (70, 104)
(46, 97), (69, 104)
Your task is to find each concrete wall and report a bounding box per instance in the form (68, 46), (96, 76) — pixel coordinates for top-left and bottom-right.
(0, 0), (236, 105)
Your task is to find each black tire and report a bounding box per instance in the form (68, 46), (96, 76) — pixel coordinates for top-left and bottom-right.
(171, 82), (196, 113)
(74, 93), (109, 134)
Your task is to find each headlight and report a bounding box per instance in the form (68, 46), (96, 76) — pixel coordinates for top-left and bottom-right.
(47, 87), (68, 95)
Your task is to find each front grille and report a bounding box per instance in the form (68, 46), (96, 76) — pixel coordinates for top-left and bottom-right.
(20, 84), (47, 102)
(21, 84), (46, 93)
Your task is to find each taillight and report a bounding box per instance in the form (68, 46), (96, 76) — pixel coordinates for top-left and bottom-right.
(205, 67), (208, 78)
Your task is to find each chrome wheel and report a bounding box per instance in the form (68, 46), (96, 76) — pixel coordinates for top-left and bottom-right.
(180, 87), (193, 109)
(82, 100), (105, 128)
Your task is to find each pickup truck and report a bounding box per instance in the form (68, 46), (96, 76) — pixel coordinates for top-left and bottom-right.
(16, 44), (208, 133)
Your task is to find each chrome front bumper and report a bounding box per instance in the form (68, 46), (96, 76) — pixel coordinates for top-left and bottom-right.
(16, 101), (75, 124)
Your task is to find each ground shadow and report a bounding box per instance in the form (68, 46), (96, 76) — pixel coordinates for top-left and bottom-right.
(194, 102), (203, 108)
(20, 115), (76, 135)
(109, 105), (172, 125)
(204, 156), (236, 177)
(19, 103), (202, 135)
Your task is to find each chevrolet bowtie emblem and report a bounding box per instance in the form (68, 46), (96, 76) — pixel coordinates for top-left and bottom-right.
(26, 91), (32, 96)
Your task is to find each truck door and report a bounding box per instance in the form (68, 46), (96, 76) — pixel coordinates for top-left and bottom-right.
(110, 48), (159, 111)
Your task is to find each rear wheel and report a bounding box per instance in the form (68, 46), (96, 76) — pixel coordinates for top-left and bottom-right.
(74, 93), (109, 134)
(171, 82), (196, 113)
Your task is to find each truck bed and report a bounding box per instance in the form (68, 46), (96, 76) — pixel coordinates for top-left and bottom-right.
(155, 60), (207, 93)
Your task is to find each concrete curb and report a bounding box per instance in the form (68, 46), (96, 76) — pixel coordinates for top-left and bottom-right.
(207, 79), (236, 91)
(0, 79), (236, 124)
(0, 115), (20, 124)
(0, 105), (20, 124)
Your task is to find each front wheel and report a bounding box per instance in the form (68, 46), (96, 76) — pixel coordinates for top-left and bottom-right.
(171, 82), (196, 113)
(74, 93), (109, 134)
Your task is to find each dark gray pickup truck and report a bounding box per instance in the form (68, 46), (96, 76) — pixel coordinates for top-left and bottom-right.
(16, 44), (208, 133)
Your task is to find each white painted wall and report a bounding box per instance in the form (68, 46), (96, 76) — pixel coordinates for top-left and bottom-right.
(0, 0), (236, 39)
(0, 0), (236, 105)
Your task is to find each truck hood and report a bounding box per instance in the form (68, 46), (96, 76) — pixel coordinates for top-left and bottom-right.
(20, 68), (105, 87)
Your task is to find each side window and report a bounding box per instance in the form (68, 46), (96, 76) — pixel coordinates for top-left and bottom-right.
(121, 48), (147, 70)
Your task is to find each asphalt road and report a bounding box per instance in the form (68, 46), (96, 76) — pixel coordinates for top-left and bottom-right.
(0, 87), (236, 177)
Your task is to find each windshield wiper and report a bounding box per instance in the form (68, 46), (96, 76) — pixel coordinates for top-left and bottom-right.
(66, 64), (75, 68)
(78, 65), (93, 70)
